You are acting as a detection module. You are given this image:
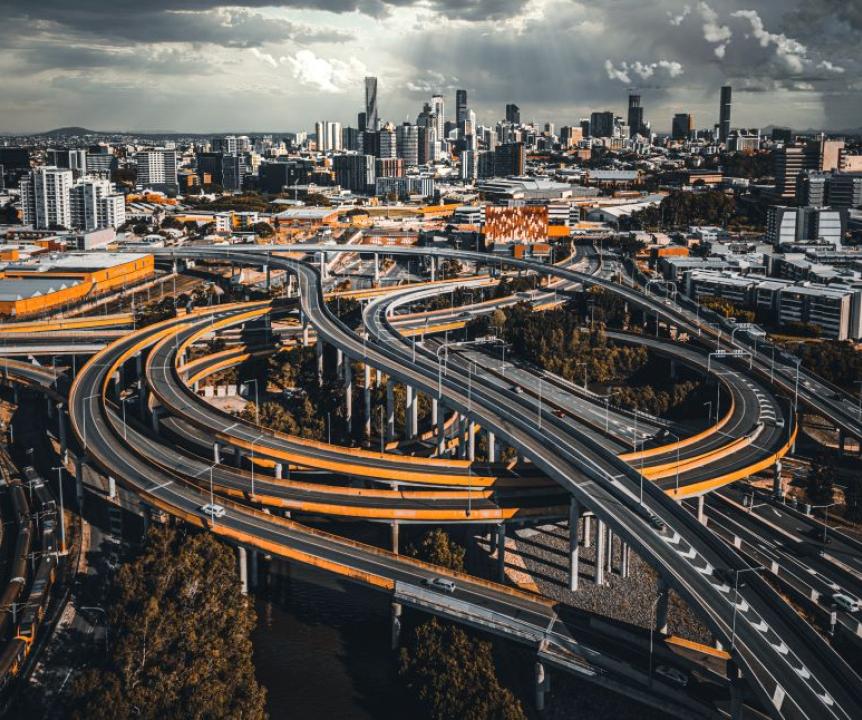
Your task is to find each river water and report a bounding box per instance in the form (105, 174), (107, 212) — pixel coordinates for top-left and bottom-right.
(252, 562), (421, 719)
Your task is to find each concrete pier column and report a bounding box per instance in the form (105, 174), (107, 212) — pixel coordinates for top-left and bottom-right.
(595, 519), (606, 586)
(12, 386), (18, 405)
(606, 526), (614, 575)
(238, 546), (249, 595)
(249, 550), (259, 590)
(386, 382), (395, 440)
(107, 476), (116, 500)
(583, 514), (592, 548)
(430, 257), (436, 282)
(150, 406), (163, 435)
(535, 661), (547, 711)
(274, 462), (283, 480)
(390, 602), (402, 649)
(697, 495), (706, 524)
(496, 524), (506, 581)
(138, 383), (149, 418)
(57, 404), (67, 459)
(46, 396), (54, 419)
(74, 455), (85, 509)
(467, 422), (476, 462)
(364, 365), (372, 439)
(373, 255), (380, 284)
(404, 385), (415, 440)
(431, 397), (438, 426)
(336, 347), (344, 377)
(234, 447), (245, 469)
(621, 543), (630, 578)
(315, 338), (323, 387)
(391, 521), (400, 554)
(437, 405), (446, 456)
(772, 461), (783, 498)
(135, 351), (143, 381)
(265, 264), (271, 290)
(303, 323), (310, 348)
(487, 431), (496, 462)
(569, 497), (580, 592)
(656, 579), (670, 635)
(213, 442), (221, 464)
(344, 361), (353, 425)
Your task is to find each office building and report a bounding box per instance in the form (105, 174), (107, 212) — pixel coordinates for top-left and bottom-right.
(314, 121), (342, 152)
(85, 150), (118, 176)
(134, 149), (178, 191)
(560, 126), (583, 148)
(774, 142), (822, 200)
(719, 85), (732, 142)
(590, 111), (615, 138)
(505, 103), (520, 125)
(0, 147), (30, 188)
(259, 161), (308, 194)
(395, 123), (419, 167)
(333, 154), (375, 194)
(375, 176), (434, 200)
(47, 149), (88, 176)
(767, 205), (845, 248)
(461, 150), (477, 181)
(579, 119), (591, 138)
(477, 151), (496, 179)
(828, 173), (862, 208)
(342, 126), (360, 152)
(69, 177), (125, 231)
(727, 129), (760, 153)
(795, 172), (829, 208)
(493, 142), (526, 177)
(431, 95), (445, 141)
(378, 123), (397, 159)
(627, 94), (644, 137)
(364, 77), (379, 132)
(20, 167), (74, 229)
(456, 89), (468, 127)
(772, 127), (793, 144)
(196, 152), (242, 191)
(672, 114), (694, 141)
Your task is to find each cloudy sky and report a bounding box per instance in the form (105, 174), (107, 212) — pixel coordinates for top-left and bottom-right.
(0, 0), (858, 134)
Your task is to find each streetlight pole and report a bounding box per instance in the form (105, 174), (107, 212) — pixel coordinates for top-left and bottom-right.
(649, 589), (666, 685)
(538, 378), (543, 430)
(793, 359), (801, 416)
(637, 438), (647, 507)
(666, 431), (681, 493)
(704, 400), (713, 425)
(249, 433), (264, 497)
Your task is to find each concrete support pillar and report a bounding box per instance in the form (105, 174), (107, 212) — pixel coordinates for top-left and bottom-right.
(595, 519), (606, 586)
(264, 264), (271, 290)
(364, 365), (372, 439)
(583, 514), (592, 548)
(606, 526), (614, 575)
(456, 416), (466, 459)
(138, 383), (148, 419)
(390, 602), (402, 650)
(621, 543), (630, 578)
(431, 397), (438, 426)
(838, 429), (846, 455)
(437, 405), (446, 457)
(391, 521), (399, 554)
(316, 337), (323, 385)
(150, 406), (162, 435)
(108, 476), (116, 500)
(213, 442), (221, 464)
(487, 430), (497, 462)
(773, 461), (783, 499)
(303, 323), (310, 348)
(656, 579), (670, 635)
(467, 422), (476, 462)
(344, 361), (353, 426)
(535, 661), (547, 711)
(430, 257), (436, 282)
(249, 550), (259, 590)
(57, 404), (67, 459)
(336, 347), (344, 377)
(728, 661), (743, 720)
(135, 351), (143, 382)
(386, 381), (395, 441)
(234, 447), (244, 469)
(373, 255), (380, 284)
(697, 495), (706, 524)
(569, 497), (580, 592)
(274, 463), (283, 480)
(74, 455), (85, 509)
(12, 386), (18, 405)
(404, 385), (416, 440)
(238, 546), (248, 595)
(496, 524), (506, 581)
(46, 396), (54, 419)
(319, 253), (327, 281)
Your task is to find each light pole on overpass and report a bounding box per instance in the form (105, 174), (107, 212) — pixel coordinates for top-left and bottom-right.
(249, 433), (264, 497)
(636, 438), (647, 507)
(666, 430), (681, 493)
(50, 465), (67, 554)
(792, 358), (802, 416)
(648, 588), (667, 685)
(194, 462), (219, 526)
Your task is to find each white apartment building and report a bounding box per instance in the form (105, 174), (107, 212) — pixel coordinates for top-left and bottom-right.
(20, 167), (74, 229)
(134, 149), (179, 190)
(314, 121), (342, 153)
(70, 177), (125, 230)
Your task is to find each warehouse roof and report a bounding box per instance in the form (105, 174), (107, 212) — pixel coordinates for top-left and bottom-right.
(0, 277), (82, 301)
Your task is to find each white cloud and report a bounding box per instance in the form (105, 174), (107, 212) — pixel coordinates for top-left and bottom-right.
(604, 59), (630, 84)
(667, 5), (690, 27)
(698, 2), (731, 58)
(605, 58), (683, 83)
(284, 49), (366, 94)
(818, 59), (845, 74)
(731, 9), (807, 74)
(249, 48), (278, 68)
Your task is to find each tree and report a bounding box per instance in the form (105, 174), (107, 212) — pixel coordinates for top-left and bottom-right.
(253, 221), (276, 238)
(408, 528), (465, 571)
(806, 455), (836, 504)
(303, 192), (331, 206)
(68, 527), (267, 720)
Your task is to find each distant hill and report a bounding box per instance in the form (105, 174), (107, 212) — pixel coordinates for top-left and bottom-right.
(38, 126), (100, 137)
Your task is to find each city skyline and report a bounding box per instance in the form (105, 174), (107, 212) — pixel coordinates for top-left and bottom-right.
(0, 1), (858, 134)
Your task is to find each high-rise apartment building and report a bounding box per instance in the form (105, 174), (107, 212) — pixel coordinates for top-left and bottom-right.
(364, 77), (379, 132)
(20, 167), (74, 229)
(70, 177), (125, 230)
(314, 121), (343, 153)
(134, 149), (178, 191)
(396, 123), (419, 167)
(212, 135), (238, 154)
(627, 95), (644, 138)
(719, 85), (732, 142)
(672, 114), (694, 141)
(431, 95), (445, 141)
(333, 154), (375, 194)
(505, 104), (520, 124)
(47, 149), (88, 176)
(795, 171), (829, 208)
(774, 142), (822, 200)
(590, 111), (615, 138)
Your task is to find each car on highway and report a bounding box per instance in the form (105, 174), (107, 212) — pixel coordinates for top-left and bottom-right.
(553, 409), (566, 418)
(200, 503), (226, 519)
(424, 577), (456, 593)
(655, 665), (688, 687)
(511, 385), (524, 394)
(648, 515), (666, 531)
(832, 593), (860, 613)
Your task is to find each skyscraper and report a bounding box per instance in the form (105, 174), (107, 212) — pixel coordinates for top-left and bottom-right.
(627, 94), (644, 138)
(719, 85), (732, 142)
(590, 111), (615, 138)
(456, 89), (468, 126)
(505, 103), (520, 124)
(493, 142), (525, 176)
(134, 149), (178, 191)
(364, 77), (379, 132)
(396, 123), (419, 167)
(314, 121), (343, 152)
(333, 154), (375, 194)
(672, 114), (694, 141)
(431, 94), (445, 140)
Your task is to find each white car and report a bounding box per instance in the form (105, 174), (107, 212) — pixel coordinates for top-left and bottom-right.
(655, 665), (688, 687)
(200, 503), (226, 519)
(832, 593), (860, 613)
(424, 577), (456, 593)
